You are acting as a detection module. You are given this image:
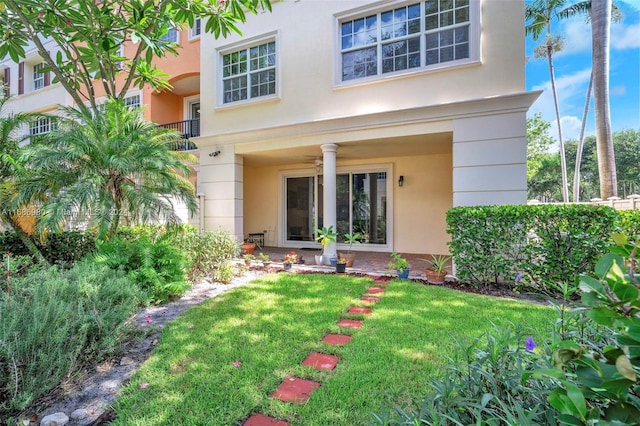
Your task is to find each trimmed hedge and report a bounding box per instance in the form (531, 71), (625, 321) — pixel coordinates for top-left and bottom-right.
(446, 204), (631, 294)
(0, 230), (95, 267)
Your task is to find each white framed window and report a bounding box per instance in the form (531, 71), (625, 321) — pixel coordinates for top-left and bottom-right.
(160, 26), (178, 43)
(220, 37), (277, 105)
(339, 0), (475, 82)
(189, 17), (201, 39)
(29, 117), (53, 140)
(33, 63), (46, 90)
(123, 94), (141, 108)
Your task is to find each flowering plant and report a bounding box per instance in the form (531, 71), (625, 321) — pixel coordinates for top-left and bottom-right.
(284, 251), (298, 264)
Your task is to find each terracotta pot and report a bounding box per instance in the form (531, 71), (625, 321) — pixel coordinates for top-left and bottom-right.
(241, 242), (256, 255)
(425, 269), (447, 284)
(339, 252), (356, 267)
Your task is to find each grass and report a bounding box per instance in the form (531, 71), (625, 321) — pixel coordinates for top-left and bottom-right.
(111, 273), (555, 425)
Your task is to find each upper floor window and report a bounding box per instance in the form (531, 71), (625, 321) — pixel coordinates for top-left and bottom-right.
(123, 94), (141, 109)
(221, 39), (276, 104)
(340, 0), (472, 82)
(29, 117), (54, 142)
(33, 63), (46, 90)
(190, 18), (201, 39)
(160, 26), (178, 43)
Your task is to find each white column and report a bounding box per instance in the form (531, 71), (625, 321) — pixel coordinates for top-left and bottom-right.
(321, 143), (338, 260)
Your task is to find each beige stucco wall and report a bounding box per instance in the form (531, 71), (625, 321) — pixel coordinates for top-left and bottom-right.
(199, 0), (526, 136)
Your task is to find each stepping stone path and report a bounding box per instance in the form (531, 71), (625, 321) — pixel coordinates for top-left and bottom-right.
(244, 275), (388, 425)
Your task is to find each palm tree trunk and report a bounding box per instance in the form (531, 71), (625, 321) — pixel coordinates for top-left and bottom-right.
(591, 0), (617, 199)
(547, 34), (569, 203)
(3, 216), (49, 265)
(572, 71), (593, 202)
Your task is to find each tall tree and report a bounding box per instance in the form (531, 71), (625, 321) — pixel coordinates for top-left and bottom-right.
(526, 0), (571, 202)
(18, 99), (198, 239)
(0, 0), (272, 113)
(591, 0), (617, 199)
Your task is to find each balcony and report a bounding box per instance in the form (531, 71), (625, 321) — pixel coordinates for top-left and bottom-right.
(159, 119), (200, 151)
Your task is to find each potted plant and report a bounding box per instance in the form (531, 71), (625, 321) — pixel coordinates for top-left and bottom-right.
(242, 253), (255, 266)
(336, 256), (347, 273)
(241, 239), (256, 255)
(424, 254), (451, 284)
(388, 252), (410, 279)
(315, 225), (337, 265)
(339, 232), (361, 267)
(283, 250), (298, 271)
(258, 252), (271, 268)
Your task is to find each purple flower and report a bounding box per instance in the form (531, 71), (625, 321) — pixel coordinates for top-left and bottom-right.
(515, 273), (523, 283)
(232, 360), (242, 367)
(525, 336), (536, 351)
(144, 315), (153, 324)
(139, 382), (149, 389)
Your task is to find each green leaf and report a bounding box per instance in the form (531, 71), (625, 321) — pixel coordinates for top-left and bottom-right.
(587, 307), (619, 326)
(595, 253), (624, 279)
(565, 382), (587, 420)
(615, 355), (637, 381)
(611, 233), (628, 247)
(579, 275), (606, 296)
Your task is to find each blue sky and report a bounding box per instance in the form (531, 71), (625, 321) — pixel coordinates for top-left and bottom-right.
(525, 0), (640, 141)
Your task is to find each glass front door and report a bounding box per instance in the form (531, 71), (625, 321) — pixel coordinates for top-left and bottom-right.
(285, 170), (388, 246)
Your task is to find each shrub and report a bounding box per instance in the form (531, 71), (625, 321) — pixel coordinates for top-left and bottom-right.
(526, 233), (640, 424)
(0, 229), (96, 267)
(172, 227), (239, 283)
(0, 260), (144, 419)
(94, 236), (189, 304)
(447, 205), (618, 296)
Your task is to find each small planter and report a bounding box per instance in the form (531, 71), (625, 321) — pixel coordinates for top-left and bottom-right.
(329, 257), (338, 267)
(262, 261), (271, 269)
(241, 242), (256, 255)
(283, 262), (293, 271)
(336, 263), (347, 273)
(425, 269), (447, 284)
(397, 268), (410, 279)
(315, 254), (323, 265)
(339, 252), (356, 267)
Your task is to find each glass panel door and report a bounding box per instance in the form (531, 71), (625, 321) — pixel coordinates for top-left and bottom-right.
(286, 176), (315, 241)
(352, 172), (387, 244)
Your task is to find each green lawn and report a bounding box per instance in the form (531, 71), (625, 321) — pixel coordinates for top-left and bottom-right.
(112, 273), (554, 425)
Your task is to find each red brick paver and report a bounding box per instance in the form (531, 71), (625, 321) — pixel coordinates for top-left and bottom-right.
(337, 318), (363, 329)
(322, 333), (353, 345)
(365, 287), (385, 294)
(244, 414), (290, 426)
(347, 306), (372, 315)
(271, 376), (320, 403)
(361, 296), (380, 303)
(302, 352), (339, 370)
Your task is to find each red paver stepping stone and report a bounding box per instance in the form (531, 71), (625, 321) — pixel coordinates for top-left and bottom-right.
(302, 352), (340, 370)
(322, 333), (353, 345)
(244, 414), (290, 426)
(365, 287), (385, 294)
(347, 306), (372, 315)
(337, 318), (363, 328)
(361, 296), (380, 303)
(271, 376), (320, 403)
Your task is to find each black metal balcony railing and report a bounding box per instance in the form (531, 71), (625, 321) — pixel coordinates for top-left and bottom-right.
(159, 119), (200, 151)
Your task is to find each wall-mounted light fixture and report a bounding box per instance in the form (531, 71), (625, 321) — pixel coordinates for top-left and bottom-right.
(209, 150), (221, 157)
(398, 175), (404, 187)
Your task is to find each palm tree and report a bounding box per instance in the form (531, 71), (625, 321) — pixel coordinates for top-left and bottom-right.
(526, 0), (572, 202)
(591, 0), (617, 199)
(18, 98), (199, 239)
(0, 96), (48, 263)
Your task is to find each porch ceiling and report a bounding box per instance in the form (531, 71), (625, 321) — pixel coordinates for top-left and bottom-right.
(242, 132), (452, 167)
(171, 75), (200, 96)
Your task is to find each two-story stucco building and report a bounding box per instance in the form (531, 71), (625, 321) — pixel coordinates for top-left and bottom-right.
(195, 0), (540, 258)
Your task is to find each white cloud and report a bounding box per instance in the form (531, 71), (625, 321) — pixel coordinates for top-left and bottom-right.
(612, 21), (640, 50)
(611, 85), (627, 96)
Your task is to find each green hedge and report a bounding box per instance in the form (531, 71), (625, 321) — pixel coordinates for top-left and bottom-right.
(446, 205), (623, 294)
(0, 230), (96, 267)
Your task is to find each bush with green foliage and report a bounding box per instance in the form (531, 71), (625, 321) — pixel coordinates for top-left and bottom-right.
(172, 227), (239, 284)
(0, 260), (144, 419)
(94, 236), (188, 303)
(0, 229), (95, 267)
(447, 204), (618, 295)
(526, 233), (640, 424)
